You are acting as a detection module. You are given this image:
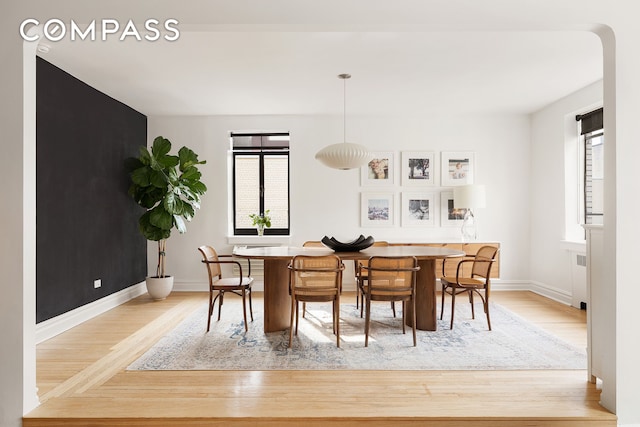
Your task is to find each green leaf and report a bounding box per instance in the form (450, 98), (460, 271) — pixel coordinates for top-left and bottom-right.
(156, 154), (179, 169)
(189, 181), (207, 195)
(178, 146), (206, 171)
(151, 136), (171, 158)
(139, 212), (171, 241)
(149, 169), (167, 189)
(180, 166), (201, 181)
(138, 147), (152, 165)
(131, 166), (151, 186)
(149, 206), (173, 230)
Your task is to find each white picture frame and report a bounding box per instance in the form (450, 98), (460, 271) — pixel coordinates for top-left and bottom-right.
(401, 151), (436, 186)
(402, 192), (436, 227)
(361, 151), (395, 186)
(441, 151), (474, 186)
(440, 191), (468, 227)
(361, 192), (395, 227)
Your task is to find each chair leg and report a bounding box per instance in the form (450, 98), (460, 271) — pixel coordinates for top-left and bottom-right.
(411, 297), (417, 347)
(241, 288), (248, 332)
(207, 289), (214, 332)
(440, 284), (446, 320)
(288, 295), (296, 348)
(218, 291), (224, 321)
(302, 302), (306, 318)
(469, 290), (475, 319)
(335, 297), (340, 348)
(248, 288), (254, 321)
(450, 289), (456, 329)
(484, 290), (492, 331)
(364, 296), (371, 347)
(401, 301), (406, 334)
(391, 301), (396, 318)
(295, 301), (300, 336)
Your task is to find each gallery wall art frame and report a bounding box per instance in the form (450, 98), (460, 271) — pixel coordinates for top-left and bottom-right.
(361, 151), (395, 186)
(440, 191), (468, 227)
(441, 151), (474, 186)
(361, 192), (395, 227)
(402, 192), (436, 227)
(401, 151), (436, 186)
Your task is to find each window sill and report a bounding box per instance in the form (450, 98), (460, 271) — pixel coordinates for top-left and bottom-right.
(227, 235), (292, 246)
(560, 239), (587, 253)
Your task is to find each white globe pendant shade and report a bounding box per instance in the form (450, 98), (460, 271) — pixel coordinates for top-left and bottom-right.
(315, 142), (370, 170)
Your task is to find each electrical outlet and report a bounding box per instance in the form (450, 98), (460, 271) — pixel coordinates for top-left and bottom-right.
(94, 279), (102, 289)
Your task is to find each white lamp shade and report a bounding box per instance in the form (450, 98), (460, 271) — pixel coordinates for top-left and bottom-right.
(315, 142), (370, 170)
(453, 184), (486, 209)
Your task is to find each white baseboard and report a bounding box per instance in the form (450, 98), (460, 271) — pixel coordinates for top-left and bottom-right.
(527, 280), (573, 305)
(35, 282), (147, 344)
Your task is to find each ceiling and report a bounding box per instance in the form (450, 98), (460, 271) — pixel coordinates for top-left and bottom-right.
(38, 30), (603, 117)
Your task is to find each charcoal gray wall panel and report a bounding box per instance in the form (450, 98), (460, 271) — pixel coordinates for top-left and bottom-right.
(36, 57), (147, 323)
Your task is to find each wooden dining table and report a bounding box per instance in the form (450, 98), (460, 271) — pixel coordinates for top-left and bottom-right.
(233, 245), (465, 333)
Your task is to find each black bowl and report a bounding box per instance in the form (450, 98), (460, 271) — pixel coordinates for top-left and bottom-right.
(321, 235), (375, 252)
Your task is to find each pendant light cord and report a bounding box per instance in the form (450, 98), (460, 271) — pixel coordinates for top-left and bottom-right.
(338, 73), (351, 144)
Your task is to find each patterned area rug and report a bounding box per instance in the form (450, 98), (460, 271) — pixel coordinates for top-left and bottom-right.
(127, 300), (586, 371)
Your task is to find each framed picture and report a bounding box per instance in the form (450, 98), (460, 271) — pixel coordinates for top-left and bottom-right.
(361, 192), (395, 227)
(402, 192), (436, 227)
(401, 151), (435, 186)
(361, 151), (395, 186)
(441, 151), (474, 186)
(440, 191), (468, 227)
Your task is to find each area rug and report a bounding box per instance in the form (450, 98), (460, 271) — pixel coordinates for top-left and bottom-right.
(127, 300), (586, 371)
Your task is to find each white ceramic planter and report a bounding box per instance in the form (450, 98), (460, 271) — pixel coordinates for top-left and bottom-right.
(145, 276), (174, 300)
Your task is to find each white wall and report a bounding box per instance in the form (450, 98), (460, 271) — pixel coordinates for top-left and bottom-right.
(529, 81), (603, 298)
(148, 113), (531, 288)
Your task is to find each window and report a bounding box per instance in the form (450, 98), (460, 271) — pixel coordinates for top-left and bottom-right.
(576, 108), (604, 226)
(231, 133), (290, 235)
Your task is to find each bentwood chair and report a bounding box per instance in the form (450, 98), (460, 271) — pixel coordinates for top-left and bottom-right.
(288, 255), (345, 348)
(301, 241), (330, 316)
(354, 241), (389, 311)
(360, 256), (420, 347)
(440, 245), (499, 330)
(198, 245), (254, 332)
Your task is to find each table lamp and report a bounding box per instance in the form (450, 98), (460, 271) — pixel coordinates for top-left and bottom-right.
(453, 184), (486, 241)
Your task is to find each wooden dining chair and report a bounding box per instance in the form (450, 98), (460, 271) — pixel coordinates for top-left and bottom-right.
(288, 254), (345, 348)
(354, 241), (389, 311)
(440, 245), (499, 330)
(360, 256), (420, 347)
(198, 245), (254, 332)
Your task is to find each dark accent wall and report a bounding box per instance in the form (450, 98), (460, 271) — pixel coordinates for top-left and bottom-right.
(36, 57), (147, 323)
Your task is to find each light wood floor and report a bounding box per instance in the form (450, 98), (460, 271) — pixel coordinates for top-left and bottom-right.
(24, 290), (616, 427)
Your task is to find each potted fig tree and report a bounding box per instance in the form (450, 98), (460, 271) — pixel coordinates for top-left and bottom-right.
(127, 136), (207, 300)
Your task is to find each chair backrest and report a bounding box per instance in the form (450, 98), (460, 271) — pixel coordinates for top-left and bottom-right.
(472, 245), (499, 280)
(302, 241), (325, 247)
(197, 245), (222, 282)
(366, 256), (419, 296)
(289, 255), (343, 297)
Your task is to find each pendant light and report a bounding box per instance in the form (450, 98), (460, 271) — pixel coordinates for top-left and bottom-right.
(315, 74), (370, 170)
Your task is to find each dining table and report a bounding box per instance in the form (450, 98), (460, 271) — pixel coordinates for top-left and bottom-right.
(233, 245), (465, 333)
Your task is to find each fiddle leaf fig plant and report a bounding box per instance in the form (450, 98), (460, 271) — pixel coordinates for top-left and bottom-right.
(127, 136), (207, 278)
